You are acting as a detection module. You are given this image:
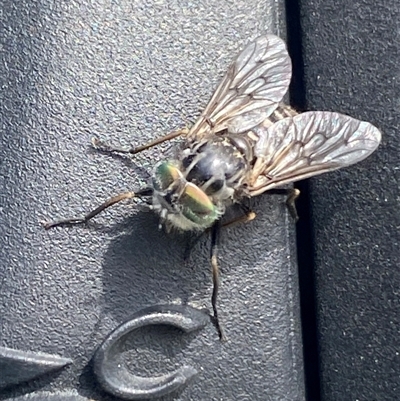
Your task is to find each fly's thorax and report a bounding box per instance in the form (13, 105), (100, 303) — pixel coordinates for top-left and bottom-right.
(151, 161), (223, 231)
(180, 135), (254, 200)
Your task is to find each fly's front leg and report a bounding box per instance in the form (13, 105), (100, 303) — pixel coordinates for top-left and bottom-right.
(210, 220), (227, 341)
(185, 206), (256, 265)
(268, 188), (300, 222)
(92, 127), (189, 155)
(222, 204), (257, 229)
(42, 188), (153, 229)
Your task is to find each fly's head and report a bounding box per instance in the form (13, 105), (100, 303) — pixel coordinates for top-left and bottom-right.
(151, 161), (223, 232)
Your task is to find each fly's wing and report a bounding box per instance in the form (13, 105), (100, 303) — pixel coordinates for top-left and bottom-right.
(249, 111), (381, 195)
(187, 35), (292, 140)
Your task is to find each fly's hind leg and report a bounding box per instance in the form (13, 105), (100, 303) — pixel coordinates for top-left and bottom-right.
(286, 188), (300, 221)
(268, 188), (300, 222)
(210, 221), (227, 342)
(92, 127), (189, 155)
(42, 188), (153, 229)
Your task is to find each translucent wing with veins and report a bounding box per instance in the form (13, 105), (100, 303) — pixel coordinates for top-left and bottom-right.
(249, 111), (382, 196)
(188, 35), (292, 140)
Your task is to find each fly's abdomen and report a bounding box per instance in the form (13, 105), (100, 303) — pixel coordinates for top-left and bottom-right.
(265, 103), (298, 126)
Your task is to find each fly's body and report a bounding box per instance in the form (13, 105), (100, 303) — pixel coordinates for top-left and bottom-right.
(152, 133), (255, 231)
(152, 104), (298, 232)
(44, 35), (382, 340)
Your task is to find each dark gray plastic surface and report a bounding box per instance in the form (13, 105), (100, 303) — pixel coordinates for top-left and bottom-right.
(299, 0), (399, 400)
(0, 1), (304, 400)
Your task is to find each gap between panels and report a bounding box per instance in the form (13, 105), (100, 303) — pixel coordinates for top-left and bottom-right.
(285, 0), (322, 400)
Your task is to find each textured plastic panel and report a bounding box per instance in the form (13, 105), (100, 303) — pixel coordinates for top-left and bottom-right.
(0, 1), (304, 400)
(299, 0), (399, 399)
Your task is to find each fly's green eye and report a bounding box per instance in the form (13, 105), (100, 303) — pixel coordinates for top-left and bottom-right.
(153, 162), (182, 190)
(181, 183), (219, 226)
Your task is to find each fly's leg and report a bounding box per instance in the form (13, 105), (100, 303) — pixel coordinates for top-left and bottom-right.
(222, 204), (256, 229)
(210, 220), (227, 341)
(286, 188), (300, 221)
(184, 207), (255, 264)
(268, 188), (300, 222)
(92, 127), (189, 155)
(42, 188), (153, 229)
